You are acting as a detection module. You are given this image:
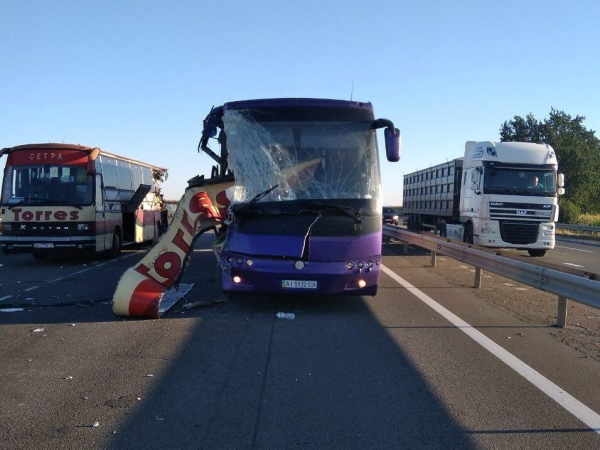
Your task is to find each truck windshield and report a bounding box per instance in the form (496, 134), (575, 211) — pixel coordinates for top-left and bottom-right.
(224, 110), (382, 208)
(484, 168), (557, 196)
(1, 165), (93, 207)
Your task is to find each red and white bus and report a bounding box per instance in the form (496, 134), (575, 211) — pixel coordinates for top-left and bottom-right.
(0, 143), (168, 260)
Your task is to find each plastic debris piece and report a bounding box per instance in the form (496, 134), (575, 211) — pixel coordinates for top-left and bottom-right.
(276, 312), (295, 320)
(64, 376), (73, 380)
(32, 328), (45, 333)
(145, 374), (154, 377)
(156, 416), (164, 421)
(92, 421), (99, 427)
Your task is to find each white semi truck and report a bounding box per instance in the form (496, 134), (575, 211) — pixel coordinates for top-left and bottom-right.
(403, 141), (565, 257)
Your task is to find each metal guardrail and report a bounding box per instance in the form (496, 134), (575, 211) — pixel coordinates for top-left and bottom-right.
(383, 225), (600, 328)
(556, 223), (600, 235)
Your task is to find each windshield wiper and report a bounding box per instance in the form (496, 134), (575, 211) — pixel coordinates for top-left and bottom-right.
(248, 184), (279, 204)
(8, 198), (80, 209)
(8, 198), (46, 209)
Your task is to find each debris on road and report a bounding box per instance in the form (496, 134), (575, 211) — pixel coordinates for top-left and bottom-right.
(276, 312), (295, 320)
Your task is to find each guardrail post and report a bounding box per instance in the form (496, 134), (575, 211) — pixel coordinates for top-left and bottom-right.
(557, 296), (568, 328)
(430, 251), (436, 267)
(474, 267), (482, 288)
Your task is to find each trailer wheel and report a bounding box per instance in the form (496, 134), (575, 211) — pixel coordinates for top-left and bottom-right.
(439, 221), (447, 237)
(527, 249), (546, 257)
(110, 230), (122, 257)
(463, 222), (474, 244)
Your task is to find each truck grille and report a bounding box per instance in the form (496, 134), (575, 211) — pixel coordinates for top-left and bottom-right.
(499, 221), (539, 245)
(489, 201), (553, 222)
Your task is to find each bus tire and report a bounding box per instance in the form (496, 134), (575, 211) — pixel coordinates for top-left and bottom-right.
(111, 230), (122, 257)
(527, 249), (546, 257)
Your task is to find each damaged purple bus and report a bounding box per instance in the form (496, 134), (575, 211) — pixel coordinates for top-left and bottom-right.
(199, 98), (401, 296)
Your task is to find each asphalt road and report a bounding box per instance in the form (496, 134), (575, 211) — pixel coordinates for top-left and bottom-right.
(1, 235), (600, 449)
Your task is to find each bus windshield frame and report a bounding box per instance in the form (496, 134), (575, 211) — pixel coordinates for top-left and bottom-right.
(2, 164), (94, 207)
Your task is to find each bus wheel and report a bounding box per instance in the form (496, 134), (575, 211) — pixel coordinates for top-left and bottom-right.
(111, 231), (122, 257)
(464, 222), (474, 244)
(33, 252), (49, 261)
(527, 249), (546, 257)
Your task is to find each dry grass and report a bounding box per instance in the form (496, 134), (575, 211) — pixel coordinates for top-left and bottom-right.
(574, 213), (600, 227)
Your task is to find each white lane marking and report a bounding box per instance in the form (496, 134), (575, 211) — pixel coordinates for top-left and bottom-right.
(381, 264), (600, 434)
(563, 263), (584, 268)
(0, 295), (14, 303)
(556, 245), (593, 253)
(24, 286), (39, 292)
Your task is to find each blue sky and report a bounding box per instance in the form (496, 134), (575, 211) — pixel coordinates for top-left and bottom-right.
(2, 0), (599, 205)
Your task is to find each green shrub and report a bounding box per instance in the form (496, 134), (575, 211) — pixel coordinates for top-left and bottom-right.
(558, 199), (581, 223)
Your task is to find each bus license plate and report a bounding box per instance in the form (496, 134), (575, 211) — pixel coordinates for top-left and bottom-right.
(34, 243), (54, 249)
(282, 280), (317, 289)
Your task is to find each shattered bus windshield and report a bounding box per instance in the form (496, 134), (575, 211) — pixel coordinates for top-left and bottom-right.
(223, 110), (381, 208)
(2, 164), (93, 207)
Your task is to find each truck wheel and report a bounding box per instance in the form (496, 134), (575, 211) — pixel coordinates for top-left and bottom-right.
(416, 216), (423, 233)
(527, 249), (546, 257)
(464, 223), (474, 244)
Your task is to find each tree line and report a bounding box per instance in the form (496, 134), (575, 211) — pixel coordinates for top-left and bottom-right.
(499, 109), (600, 220)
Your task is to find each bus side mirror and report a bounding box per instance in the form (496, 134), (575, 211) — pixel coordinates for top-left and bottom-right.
(385, 127), (401, 162)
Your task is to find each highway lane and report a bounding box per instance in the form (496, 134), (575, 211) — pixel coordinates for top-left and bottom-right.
(547, 235), (599, 272)
(1, 235), (600, 449)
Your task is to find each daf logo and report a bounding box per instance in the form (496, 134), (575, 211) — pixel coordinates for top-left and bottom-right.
(490, 202), (503, 207)
(543, 204), (552, 209)
(516, 210), (527, 215)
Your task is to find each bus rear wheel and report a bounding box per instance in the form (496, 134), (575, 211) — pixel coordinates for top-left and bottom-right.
(527, 249), (546, 257)
(110, 231), (122, 257)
